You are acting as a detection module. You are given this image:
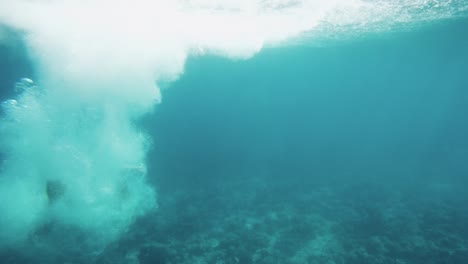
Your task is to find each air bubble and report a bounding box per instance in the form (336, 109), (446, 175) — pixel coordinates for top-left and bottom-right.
(14, 78), (37, 93)
(1, 99), (18, 110)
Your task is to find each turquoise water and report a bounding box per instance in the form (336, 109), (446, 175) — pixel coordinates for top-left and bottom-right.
(1, 2), (468, 264)
(144, 19), (468, 263)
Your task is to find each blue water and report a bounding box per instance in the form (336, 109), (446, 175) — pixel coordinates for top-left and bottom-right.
(1, 16), (468, 264)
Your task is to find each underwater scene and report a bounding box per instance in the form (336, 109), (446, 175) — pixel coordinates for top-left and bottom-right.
(1, 1), (468, 263)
